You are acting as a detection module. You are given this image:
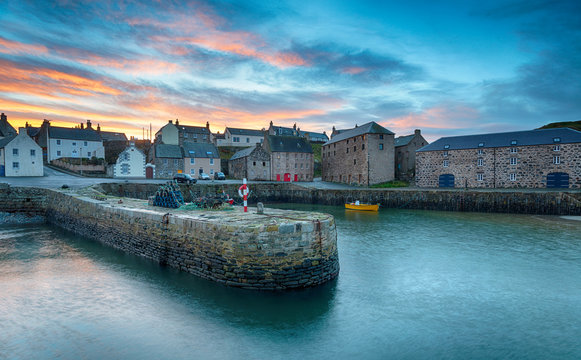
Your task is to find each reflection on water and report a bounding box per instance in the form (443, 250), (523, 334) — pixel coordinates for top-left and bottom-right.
(1, 206), (581, 359)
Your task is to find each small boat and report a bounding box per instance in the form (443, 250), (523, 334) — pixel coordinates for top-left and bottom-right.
(345, 202), (379, 211)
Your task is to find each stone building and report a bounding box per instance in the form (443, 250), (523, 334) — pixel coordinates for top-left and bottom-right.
(264, 135), (313, 181)
(151, 143), (183, 179)
(182, 142), (220, 178)
(416, 128), (581, 189)
(322, 122), (395, 185)
(229, 143), (271, 180)
(155, 120), (212, 146)
(394, 129), (428, 180)
(218, 127), (265, 147)
(268, 121), (301, 137)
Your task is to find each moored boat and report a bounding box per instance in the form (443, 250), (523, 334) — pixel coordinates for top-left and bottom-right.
(345, 202), (379, 211)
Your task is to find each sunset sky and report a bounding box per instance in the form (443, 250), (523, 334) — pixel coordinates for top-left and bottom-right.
(0, 0), (579, 141)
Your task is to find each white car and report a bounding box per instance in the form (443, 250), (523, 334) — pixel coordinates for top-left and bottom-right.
(198, 173), (210, 180)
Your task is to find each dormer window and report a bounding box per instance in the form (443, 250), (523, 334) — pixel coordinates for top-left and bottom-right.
(553, 137), (561, 143)
(511, 140), (517, 145)
(478, 142), (484, 147)
(444, 144), (450, 149)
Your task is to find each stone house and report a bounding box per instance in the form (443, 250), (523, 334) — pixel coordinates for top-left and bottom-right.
(264, 135), (313, 181)
(113, 143), (146, 178)
(300, 130), (329, 143)
(268, 121), (301, 137)
(322, 121), (395, 185)
(152, 143), (183, 178)
(416, 128), (581, 189)
(37, 119), (104, 162)
(0, 128), (43, 177)
(182, 142), (221, 178)
(155, 120), (213, 146)
(229, 143), (271, 180)
(394, 129), (428, 180)
(218, 127), (265, 147)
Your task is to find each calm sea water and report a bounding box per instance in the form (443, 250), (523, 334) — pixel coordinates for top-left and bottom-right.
(1, 206), (580, 360)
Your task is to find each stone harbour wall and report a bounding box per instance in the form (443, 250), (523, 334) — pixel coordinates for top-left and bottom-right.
(43, 190), (339, 290)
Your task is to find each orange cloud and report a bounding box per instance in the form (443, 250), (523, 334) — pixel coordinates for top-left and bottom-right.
(0, 37), (48, 55)
(76, 56), (181, 75)
(341, 67), (367, 75)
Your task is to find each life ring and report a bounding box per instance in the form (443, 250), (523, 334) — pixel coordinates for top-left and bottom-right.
(238, 184), (248, 198)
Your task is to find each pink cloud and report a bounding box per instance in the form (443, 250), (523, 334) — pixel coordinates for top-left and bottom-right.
(0, 37), (48, 55)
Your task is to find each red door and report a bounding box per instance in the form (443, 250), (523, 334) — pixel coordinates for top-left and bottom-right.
(294, 174), (298, 182)
(284, 173), (291, 182)
(276, 174), (281, 181)
(146, 166), (153, 179)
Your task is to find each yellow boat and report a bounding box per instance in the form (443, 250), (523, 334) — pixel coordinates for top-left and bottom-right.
(345, 202), (379, 211)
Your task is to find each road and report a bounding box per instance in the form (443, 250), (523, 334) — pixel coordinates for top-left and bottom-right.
(1, 167), (359, 190)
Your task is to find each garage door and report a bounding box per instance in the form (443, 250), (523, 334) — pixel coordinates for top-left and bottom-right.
(547, 172), (569, 188)
(439, 174), (455, 188)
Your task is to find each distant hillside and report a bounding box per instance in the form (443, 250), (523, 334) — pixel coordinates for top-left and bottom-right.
(538, 120), (581, 132)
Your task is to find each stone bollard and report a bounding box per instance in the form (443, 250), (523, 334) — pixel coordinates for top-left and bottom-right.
(256, 202), (264, 214)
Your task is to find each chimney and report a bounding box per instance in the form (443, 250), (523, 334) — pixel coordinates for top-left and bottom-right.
(175, 119), (179, 126)
(80, 122), (84, 129)
(270, 121), (273, 127)
(86, 119), (92, 129)
(206, 121), (210, 130)
(19, 127), (26, 135)
(97, 123), (101, 132)
(293, 123), (297, 130)
(1, 113), (6, 123)
(415, 129), (421, 135)
(169, 120), (173, 124)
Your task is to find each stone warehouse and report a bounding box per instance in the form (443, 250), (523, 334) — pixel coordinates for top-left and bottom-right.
(416, 128), (581, 188)
(322, 121), (395, 185)
(264, 135), (314, 182)
(395, 129), (428, 181)
(229, 143), (271, 181)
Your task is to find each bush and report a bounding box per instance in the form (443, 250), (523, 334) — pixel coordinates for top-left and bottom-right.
(370, 180), (409, 188)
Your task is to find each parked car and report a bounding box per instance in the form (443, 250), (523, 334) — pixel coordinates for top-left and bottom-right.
(198, 172), (210, 180)
(173, 173), (197, 184)
(214, 172), (226, 180)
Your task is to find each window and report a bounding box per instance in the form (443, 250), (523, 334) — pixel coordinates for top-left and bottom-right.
(353, 146), (356, 152)
(478, 149), (484, 155)
(510, 147), (518, 153)
(12, 162), (19, 169)
(253, 161), (256, 166)
(190, 169), (195, 174)
(203, 135), (207, 140)
(57, 150), (62, 156)
(347, 139), (349, 144)
(174, 159), (178, 165)
(554, 156), (560, 164)
(333, 151), (336, 156)
(444, 144), (450, 149)
(477, 173), (483, 181)
(121, 163), (130, 174)
(443, 160), (449, 167)
(443, 151), (448, 157)
(30, 149), (36, 156)
(262, 162), (266, 166)
(56, 140), (61, 145)
(553, 145), (561, 151)
(379, 144), (383, 150)
(511, 140), (517, 145)
(553, 137), (561, 143)
(246, 138), (250, 143)
(210, 169), (214, 174)
(84, 141), (88, 146)
(184, 133), (189, 138)
(190, 158), (195, 165)
(295, 163), (297, 168)
(477, 158), (483, 166)
(13, 148), (18, 156)
(346, 148), (349, 153)
(354, 159), (356, 165)
(510, 157), (517, 165)
(163, 159), (168, 164)
(300, 164), (303, 169)
(510, 173), (516, 181)
(379, 135), (384, 139)
(362, 144), (365, 150)
(478, 142), (484, 147)
(87, 152), (91, 157)
(72, 142), (76, 146)
(210, 158), (214, 165)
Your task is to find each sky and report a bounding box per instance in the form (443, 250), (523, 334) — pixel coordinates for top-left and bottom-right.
(0, 0), (579, 141)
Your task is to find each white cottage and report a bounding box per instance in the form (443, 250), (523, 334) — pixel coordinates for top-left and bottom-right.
(0, 128), (43, 177)
(38, 119), (104, 162)
(113, 143), (146, 178)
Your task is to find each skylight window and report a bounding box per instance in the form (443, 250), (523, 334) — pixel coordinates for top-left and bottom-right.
(478, 142), (485, 147)
(444, 144), (450, 149)
(511, 140), (517, 145)
(553, 137), (561, 143)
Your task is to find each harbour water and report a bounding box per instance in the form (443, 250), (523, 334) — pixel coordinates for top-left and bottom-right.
(1, 206), (580, 359)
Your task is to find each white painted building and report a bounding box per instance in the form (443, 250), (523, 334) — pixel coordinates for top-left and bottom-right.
(38, 120), (104, 162)
(0, 128), (43, 177)
(114, 143), (146, 178)
(218, 127), (265, 147)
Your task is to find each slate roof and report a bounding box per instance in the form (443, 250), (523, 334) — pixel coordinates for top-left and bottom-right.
(230, 146), (256, 160)
(49, 127), (102, 141)
(266, 135), (312, 153)
(272, 126), (299, 137)
(26, 127), (40, 137)
(0, 115), (17, 138)
(0, 135), (16, 148)
(155, 144), (183, 158)
(418, 128), (581, 152)
(300, 131), (329, 142)
(324, 122), (394, 146)
(100, 131), (128, 142)
(178, 125), (210, 135)
(181, 142), (219, 158)
(395, 134), (415, 147)
(227, 127), (264, 137)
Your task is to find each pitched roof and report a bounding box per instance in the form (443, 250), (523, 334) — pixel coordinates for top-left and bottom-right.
(49, 127), (102, 141)
(0, 114), (17, 138)
(0, 135), (16, 148)
(155, 144), (182, 158)
(26, 127), (40, 137)
(181, 142), (219, 158)
(226, 127), (264, 137)
(100, 131), (128, 142)
(272, 126), (299, 136)
(230, 146), (256, 160)
(266, 135), (313, 153)
(324, 122), (394, 145)
(178, 125), (210, 135)
(395, 134), (415, 147)
(300, 131), (329, 141)
(418, 128), (581, 152)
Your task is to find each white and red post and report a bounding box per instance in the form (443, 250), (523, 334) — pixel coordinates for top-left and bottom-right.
(238, 178), (249, 212)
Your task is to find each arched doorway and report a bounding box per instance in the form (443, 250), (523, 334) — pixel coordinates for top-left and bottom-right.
(547, 172), (569, 188)
(439, 174), (455, 188)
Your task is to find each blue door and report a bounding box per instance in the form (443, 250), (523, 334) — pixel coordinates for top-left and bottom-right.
(439, 174), (455, 188)
(547, 172), (569, 188)
(0, 165), (4, 177)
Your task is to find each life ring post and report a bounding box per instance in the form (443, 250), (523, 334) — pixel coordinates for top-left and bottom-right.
(238, 178), (249, 212)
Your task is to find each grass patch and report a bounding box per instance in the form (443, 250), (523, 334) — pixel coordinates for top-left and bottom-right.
(370, 180), (409, 188)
